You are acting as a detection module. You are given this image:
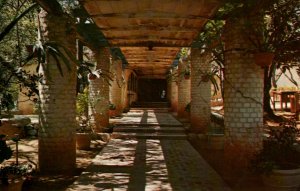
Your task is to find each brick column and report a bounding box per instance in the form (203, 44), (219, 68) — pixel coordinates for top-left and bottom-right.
(190, 49), (211, 133)
(167, 78), (172, 104)
(171, 80), (178, 112)
(120, 69), (126, 112)
(177, 60), (191, 119)
(109, 59), (123, 117)
(224, 18), (263, 146)
(38, 10), (76, 174)
(170, 70), (178, 112)
(89, 47), (110, 132)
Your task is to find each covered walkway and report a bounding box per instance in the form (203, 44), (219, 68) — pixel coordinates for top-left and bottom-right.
(67, 108), (231, 191)
(35, 0), (267, 179)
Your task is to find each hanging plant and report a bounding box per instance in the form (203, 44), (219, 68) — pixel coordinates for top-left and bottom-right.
(88, 73), (97, 80)
(198, 67), (220, 96)
(184, 70), (190, 79)
(109, 102), (116, 110)
(201, 74), (211, 82)
(254, 52), (275, 68)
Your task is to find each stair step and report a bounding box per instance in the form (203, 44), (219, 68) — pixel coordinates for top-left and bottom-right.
(114, 123), (183, 127)
(131, 102), (170, 108)
(129, 108), (170, 112)
(113, 127), (186, 133)
(112, 132), (188, 140)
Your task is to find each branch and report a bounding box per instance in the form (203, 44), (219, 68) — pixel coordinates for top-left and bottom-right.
(0, 3), (38, 42)
(283, 68), (298, 87)
(34, 0), (64, 15)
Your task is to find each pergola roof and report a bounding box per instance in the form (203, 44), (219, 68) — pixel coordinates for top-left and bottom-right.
(79, 0), (221, 78)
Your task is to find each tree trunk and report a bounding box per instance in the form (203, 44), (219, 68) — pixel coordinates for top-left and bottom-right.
(263, 64), (283, 121)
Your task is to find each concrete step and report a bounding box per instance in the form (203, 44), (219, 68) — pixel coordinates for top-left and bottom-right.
(113, 126), (186, 134)
(112, 132), (188, 140)
(131, 102), (169, 108)
(114, 123), (183, 127)
(129, 108), (170, 112)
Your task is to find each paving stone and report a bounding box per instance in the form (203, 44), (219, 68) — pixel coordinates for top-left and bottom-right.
(67, 109), (231, 191)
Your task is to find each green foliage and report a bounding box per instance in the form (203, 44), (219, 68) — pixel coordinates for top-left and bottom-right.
(0, 135), (12, 164)
(184, 102), (190, 113)
(251, 121), (300, 174)
(109, 102), (116, 110)
(77, 61), (94, 93)
(179, 48), (189, 60)
(0, 3), (37, 42)
(0, 0), (40, 114)
(0, 163), (33, 185)
(76, 88), (89, 116)
(196, 20), (225, 53)
(0, 92), (14, 112)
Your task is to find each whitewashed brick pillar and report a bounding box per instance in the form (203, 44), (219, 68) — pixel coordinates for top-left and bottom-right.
(89, 47), (110, 132)
(109, 59), (123, 117)
(170, 70), (178, 112)
(190, 49), (211, 133)
(167, 78), (172, 104)
(120, 70), (126, 112)
(224, 18), (263, 146)
(177, 60), (191, 119)
(171, 81), (179, 112)
(38, 10), (77, 174)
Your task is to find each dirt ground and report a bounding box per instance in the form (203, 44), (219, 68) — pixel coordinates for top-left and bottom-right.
(189, 138), (267, 191)
(4, 139), (106, 191)
(189, 109), (300, 191)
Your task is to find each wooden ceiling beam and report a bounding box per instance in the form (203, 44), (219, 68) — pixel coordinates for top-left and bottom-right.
(130, 62), (171, 65)
(122, 50), (179, 54)
(90, 12), (210, 20)
(109, 40), (190, 47)
(106, 36), (192, 41)
(100, 26), (199, 33)
(125, 53), (176, 55)
(124, 55), (176, 58)
(126, 58), (176, 61)
(138, 75), (167, 79)
(121, 47), (180, 50)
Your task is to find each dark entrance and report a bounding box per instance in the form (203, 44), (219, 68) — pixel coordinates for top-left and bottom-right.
(138, 79), (167, 102)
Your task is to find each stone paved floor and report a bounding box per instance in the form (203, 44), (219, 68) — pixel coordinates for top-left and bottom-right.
(67, 109), (231, 191)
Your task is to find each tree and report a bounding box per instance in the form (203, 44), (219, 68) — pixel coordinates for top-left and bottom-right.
(0, 0), (39, 115)
(196, 0), (300, 120)
(262, 0), (300, 120)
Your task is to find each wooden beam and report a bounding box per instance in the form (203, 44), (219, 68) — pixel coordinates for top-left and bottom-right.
(90, 12), (211, 20)
(123, 54), (178, 57)
(121, 47), (180, 51)
(106, 36), (192, 41)
(109, 40), (191, 47)
(129, 63), (172, 66)
(100, 26), (199, 33)
(138, 75), (167, 79)
(126, 58), (174, 61)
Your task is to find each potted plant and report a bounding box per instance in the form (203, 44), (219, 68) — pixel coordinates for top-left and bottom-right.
(247, 19), (275, 68)
(0, 134), (33, 191)
(76, 90), (92, 150)
(251, 121), (300, 190)
(76, 122), (92, 150)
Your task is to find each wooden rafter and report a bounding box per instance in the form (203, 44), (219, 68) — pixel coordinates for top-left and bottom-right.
(79, 0), (221, 78)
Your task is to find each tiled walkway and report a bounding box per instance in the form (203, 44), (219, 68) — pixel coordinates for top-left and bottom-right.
(67, 109), (231, 191)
